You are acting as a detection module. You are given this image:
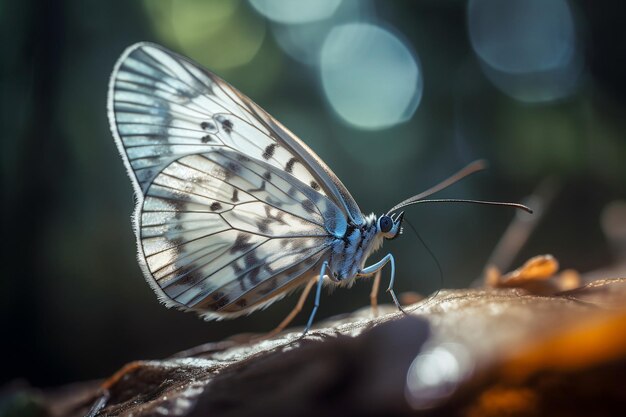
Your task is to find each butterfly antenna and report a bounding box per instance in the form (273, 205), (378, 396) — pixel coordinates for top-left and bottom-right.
(403, 218), (443, 311)
(398, 198), (533, 213)
(387, 160), (532, 214)
(387, 160), (488, 214)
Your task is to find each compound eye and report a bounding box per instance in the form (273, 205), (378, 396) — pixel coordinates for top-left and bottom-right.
(379, 215), (393, 233)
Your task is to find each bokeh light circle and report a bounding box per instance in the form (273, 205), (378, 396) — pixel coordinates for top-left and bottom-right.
(144, 0), (266, 70)
(320, 23), (422, 130)
(249, 0), (341, 24)
(406, 343), (473, 410)
(270, 0), (373, 66)
(468, 0), (575, 74)
(468, 0), (582, 102)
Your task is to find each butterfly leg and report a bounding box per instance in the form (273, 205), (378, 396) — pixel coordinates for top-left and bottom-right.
(359, 254), (406, 314)
(85, 360), (146, 417)
(265, 276), (317, 338)
(303, 261), (329, 335)
(369, 269), (382, 317)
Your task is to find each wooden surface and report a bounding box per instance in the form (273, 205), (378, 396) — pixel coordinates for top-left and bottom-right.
(4, 277), (626, 417)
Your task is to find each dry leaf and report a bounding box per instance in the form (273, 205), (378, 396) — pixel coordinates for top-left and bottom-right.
(485, 254), (581, 295)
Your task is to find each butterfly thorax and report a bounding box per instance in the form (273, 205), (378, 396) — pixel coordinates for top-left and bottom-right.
(327, 213), (384, 285)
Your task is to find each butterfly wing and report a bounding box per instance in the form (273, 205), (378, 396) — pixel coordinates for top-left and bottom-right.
(108, 43), (357, 317)
(108, 42), (363, 227)
(139, 149), (341, 317)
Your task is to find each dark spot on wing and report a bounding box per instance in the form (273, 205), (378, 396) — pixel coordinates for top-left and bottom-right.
(310, 181), (320, 191)
(246, 266), (262, 285)
(248, 181), (266, 193)
(167, 267), (204, 292)
(235, 298), (248, 308)
(231, 189), (239, 203)
(174, 88), (187, 97)
(236, 154), (251, 163)
(214, 167), (232, 181)
(285, 158), (297, 173)
(166, 238), (185, 254)
(201, 135), (212, 143)
(302, 199), (316, 214)
(263, 171), (272, 181)
(230, 233), (254, 254)
(226, 161), (239, 172)
(212, 292), (229, 310)
(289, 239), (306, 250)
(244, 252), (261, 268)
(231, 263), (248, 291)
(210, 202), (222, 211)
(221, 119), (233, 133)
(200, 121), (216, 131)
(221, 162), (239, 180)
(165, 196), (189, 212)
(262, 144), (277, 160)
(232, 262), (243, 275)
(257, 218), (270, 234)
(264, 206), (288, 226)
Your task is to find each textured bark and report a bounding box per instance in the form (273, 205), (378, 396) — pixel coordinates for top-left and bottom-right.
(6, 277), (626, 417)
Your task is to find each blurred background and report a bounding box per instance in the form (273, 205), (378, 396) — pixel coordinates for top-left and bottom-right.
(1, 0), (625, 389)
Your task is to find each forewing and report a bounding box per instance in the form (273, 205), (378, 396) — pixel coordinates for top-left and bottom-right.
(139, 150), (339, 317)
(108, 42), (363, 229)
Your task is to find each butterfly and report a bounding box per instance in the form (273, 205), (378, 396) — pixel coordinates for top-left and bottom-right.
(108, 42), (531, 334)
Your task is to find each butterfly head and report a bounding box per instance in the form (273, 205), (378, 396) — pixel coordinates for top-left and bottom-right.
(377, 211), (404, 240)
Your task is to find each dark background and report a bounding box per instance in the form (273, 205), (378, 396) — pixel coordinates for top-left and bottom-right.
(1, 0), (625, 388)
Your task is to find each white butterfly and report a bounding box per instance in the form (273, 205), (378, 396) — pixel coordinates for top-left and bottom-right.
(108, 43), (530, 333)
